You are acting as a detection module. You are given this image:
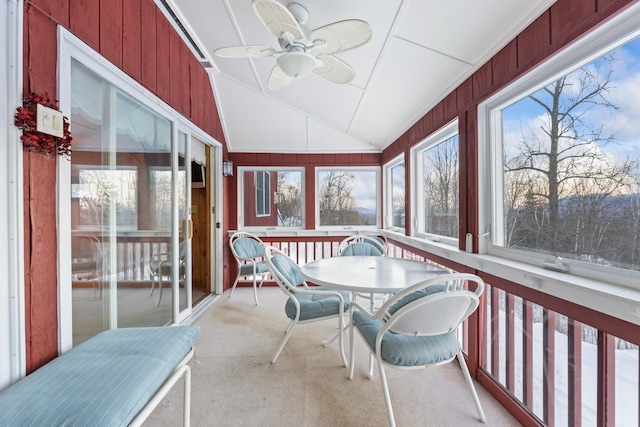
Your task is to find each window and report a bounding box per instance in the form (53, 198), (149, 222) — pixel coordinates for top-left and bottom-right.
(480, 8), (640, 286)
(255, 170), (270, 217)
(149, 167), (187, 230)
(316, 167), (380, 228)
(72, 166), (138, 229)
(238, 168), (304, 228)
(384, 155), (405, 230)
(411, 121), (459, 243)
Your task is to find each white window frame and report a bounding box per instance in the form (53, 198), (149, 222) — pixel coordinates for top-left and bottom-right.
(315, 166), (381, 231)
(478, 2), (640, 290)
(1, 0), (25, 389)
(237, 166), (305, 230)
(410, 120), (459, 246)
(383, 154), (405, 232)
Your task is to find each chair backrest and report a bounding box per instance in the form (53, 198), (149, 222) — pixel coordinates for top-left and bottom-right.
(264, 246), (306, 292)
(338, 235), (386, 257)
(363, 232), (388, 250)
(380, 273), (484, 337)
(230, 231), (265, 261)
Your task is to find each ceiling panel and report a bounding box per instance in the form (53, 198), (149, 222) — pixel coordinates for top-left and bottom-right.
(213, 76), (307, 152)
(307, 119), (380, 153)
(166, 0), (556, 153)
(397, 0), (555, 64)
(352, 37), (471, 142)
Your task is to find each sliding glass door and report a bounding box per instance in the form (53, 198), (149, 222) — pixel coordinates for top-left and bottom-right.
(69, 60), (191, 344)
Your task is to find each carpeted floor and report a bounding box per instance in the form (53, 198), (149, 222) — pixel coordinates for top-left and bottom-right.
(144, 287), (521, 427)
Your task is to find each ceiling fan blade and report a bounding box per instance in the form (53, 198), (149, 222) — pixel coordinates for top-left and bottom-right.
(268, 65), (295, 90)
(310, 20), (372, 55)
(214, 45), (276, 58)
(313, 54), (355, 84)
(252, 0), (304, 41)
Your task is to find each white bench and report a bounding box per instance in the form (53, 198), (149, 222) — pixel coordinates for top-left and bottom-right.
(0, 325), (200, 426)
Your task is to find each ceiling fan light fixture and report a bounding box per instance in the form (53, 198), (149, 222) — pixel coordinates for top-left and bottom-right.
(277, 52), (316, 78)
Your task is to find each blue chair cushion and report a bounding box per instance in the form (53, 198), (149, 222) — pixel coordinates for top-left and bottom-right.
(234, 238), (265, 259)
(271, 254), (349, 321)
(0, 325), (200, 427)
(285, 287), (350, 321)
(353, 312), (460, 366)
(239, 260), (269, 276)
(271, 254), (306, 286)
(341, 242), (384, 256)
(387, 284), (446, 315)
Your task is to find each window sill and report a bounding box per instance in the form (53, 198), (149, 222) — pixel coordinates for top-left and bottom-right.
(382, 231), (640, 327)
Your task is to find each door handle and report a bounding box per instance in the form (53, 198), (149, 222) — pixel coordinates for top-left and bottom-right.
(186, 219), (193, 239)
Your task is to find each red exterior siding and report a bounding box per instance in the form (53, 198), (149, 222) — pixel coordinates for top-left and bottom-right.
(22, 0), (225, 372)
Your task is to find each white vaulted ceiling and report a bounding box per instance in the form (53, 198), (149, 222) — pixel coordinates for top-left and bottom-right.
(164, 0), (555, 153)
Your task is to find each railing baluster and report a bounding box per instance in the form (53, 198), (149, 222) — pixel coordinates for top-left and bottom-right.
(543, 308), (556, 426)
(507, 293), (516, 393)
(568, 318), (582, 427)
(597, 332), (616, 427)
(491, 286), (501, 380)
(523, 299), (534, 409)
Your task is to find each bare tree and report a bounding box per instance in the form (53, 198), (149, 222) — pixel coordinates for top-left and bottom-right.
(423, 136), (459, 237)
(276, 172), (302, 226)
(505, 56), (633, 253)
(319, 171), (356, 225)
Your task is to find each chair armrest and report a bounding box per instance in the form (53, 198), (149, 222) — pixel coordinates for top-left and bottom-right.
(293, 285), (345, 303)
(349, 301), (382, 320)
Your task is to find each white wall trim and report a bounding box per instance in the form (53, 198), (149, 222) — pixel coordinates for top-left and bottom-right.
(0, 0), (25, 390)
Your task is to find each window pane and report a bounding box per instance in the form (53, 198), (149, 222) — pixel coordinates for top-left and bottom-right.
(70, 60), (173, 344)
(256, 170), (270, 217)
(75, 168), (137, 228)
(500, 37), (640, 272)
(318, 169), (378, 226)
(391, 163), (405, 228)
(421, 135), (459, 238)
(241, 169), (303, 227)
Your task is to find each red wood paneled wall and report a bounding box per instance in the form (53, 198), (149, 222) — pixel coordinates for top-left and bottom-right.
(381, 0), (635, 251)
(22, 0), (226, 372)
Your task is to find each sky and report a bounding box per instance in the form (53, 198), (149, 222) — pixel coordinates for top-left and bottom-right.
(502, 35), (640, 164)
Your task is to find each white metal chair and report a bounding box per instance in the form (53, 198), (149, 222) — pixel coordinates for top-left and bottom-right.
(339, 234), (388, 313)
(349, 273), (486, 427)
(148, 241), (186, 307)
(71, 235), (101, 298)
(337, 235), (386, 257)
(363, 232), (389, 254)
(229, 231), (270, 306)
(264, 246), (350, 365)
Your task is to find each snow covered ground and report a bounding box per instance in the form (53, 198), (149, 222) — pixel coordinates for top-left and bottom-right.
(485, 303), (638, 426)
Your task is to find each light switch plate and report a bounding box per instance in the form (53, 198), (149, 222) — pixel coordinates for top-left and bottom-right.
(36, 103), (64, 138)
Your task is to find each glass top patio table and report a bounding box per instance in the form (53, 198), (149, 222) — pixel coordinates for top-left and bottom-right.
(300, 256), (449, 294)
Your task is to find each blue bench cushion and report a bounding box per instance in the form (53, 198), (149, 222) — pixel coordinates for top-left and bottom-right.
(353, 311), (459, 366)
(0, 325), (200, 427)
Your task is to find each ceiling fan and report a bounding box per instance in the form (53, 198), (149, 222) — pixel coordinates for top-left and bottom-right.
(214, 0), (372, 90)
